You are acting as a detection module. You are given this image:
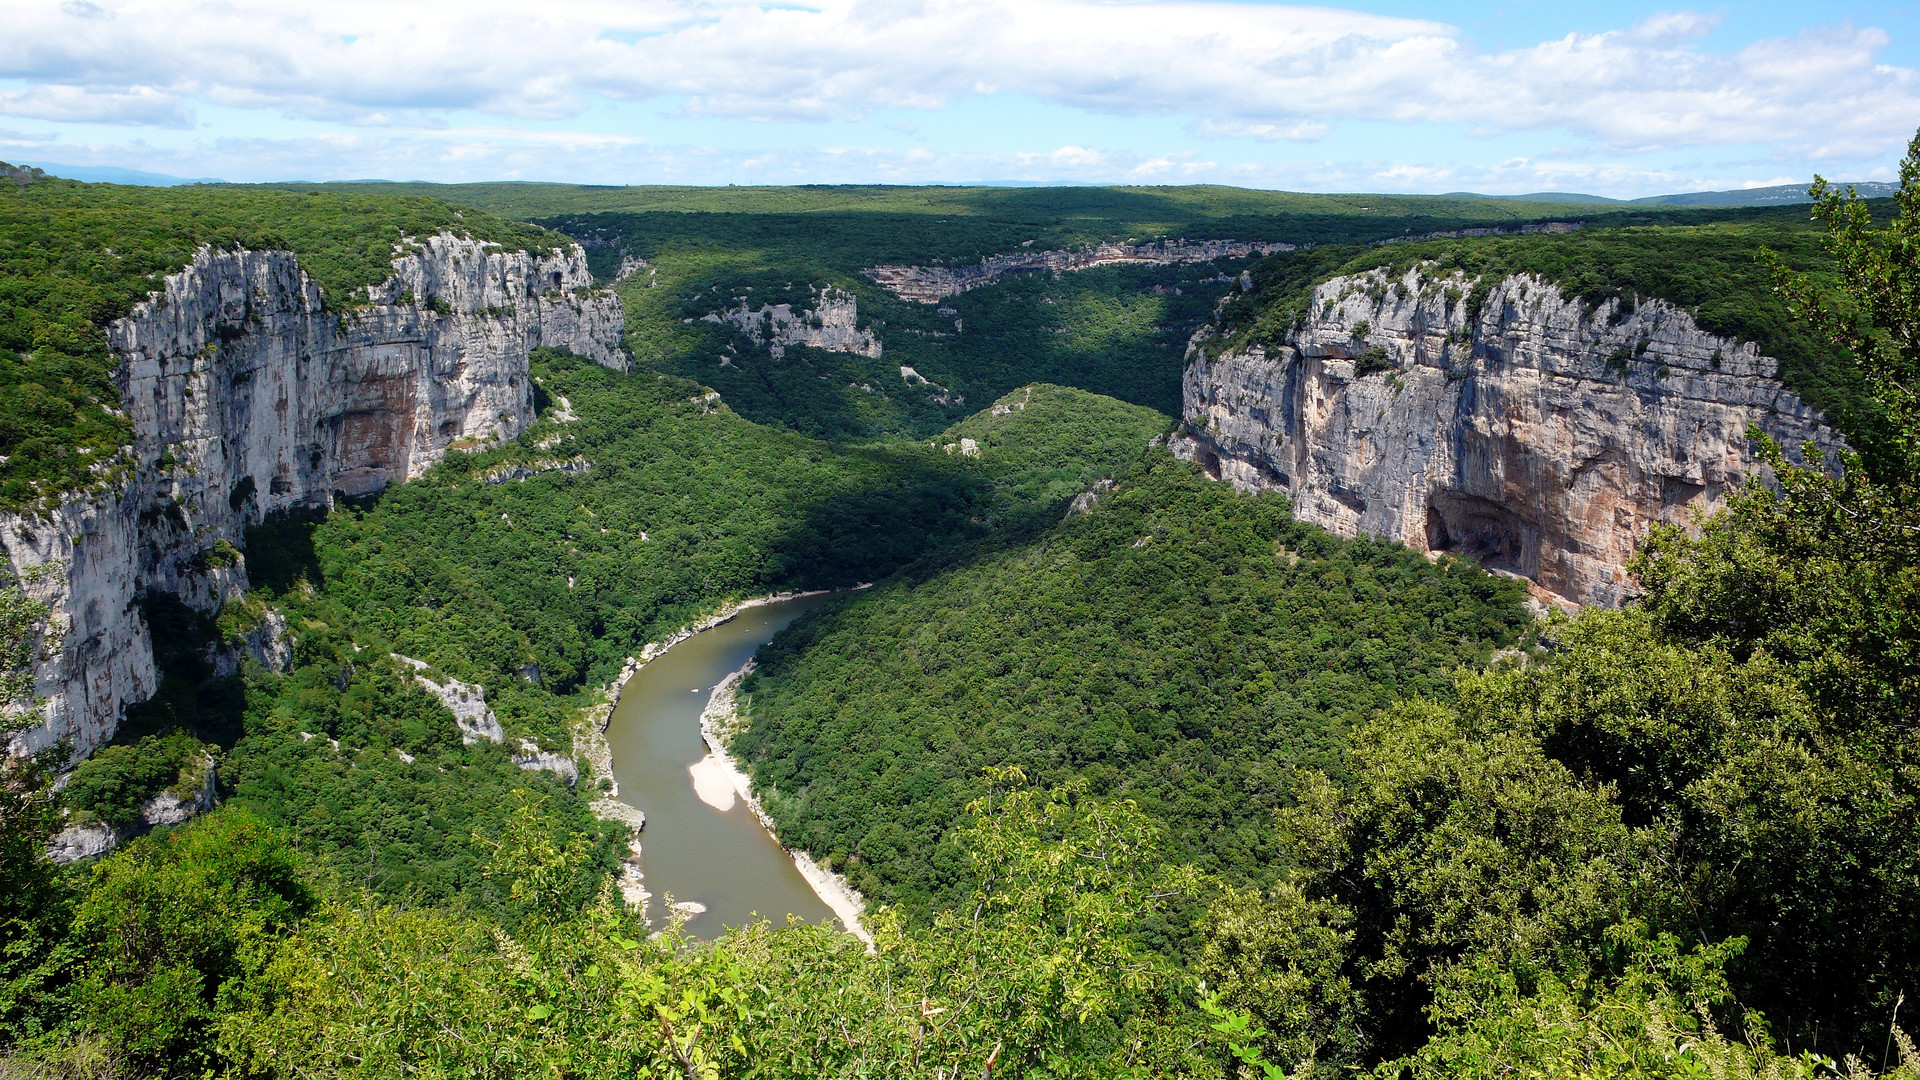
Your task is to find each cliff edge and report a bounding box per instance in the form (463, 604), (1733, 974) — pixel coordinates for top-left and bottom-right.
(1175, 267), (1844, 607)
(4, 234), (625, 759)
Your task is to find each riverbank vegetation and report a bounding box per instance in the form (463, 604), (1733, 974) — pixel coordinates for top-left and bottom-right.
(735, 454), (1530, 916)
(1, 157), (1917, 1077)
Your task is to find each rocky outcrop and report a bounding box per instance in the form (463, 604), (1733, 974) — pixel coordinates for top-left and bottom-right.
(47, 751), (217, 863)
(396, 655), (506, 746)
(866, 239), (1298, 303)
(704, 286), (880, 360)
(207, 607), (293, 677)
(4, 235), (625, 760)
(1175, 268), (1844, 607)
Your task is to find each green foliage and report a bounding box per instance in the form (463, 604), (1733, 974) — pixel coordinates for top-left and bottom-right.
(64, 809), (308, 1077)
(214, 776), (1223, 1080)
(0, 168), (555, 506)
(0, 584), (54, 735)
(734, 454), (1530, 915)
(1397, 925), (1906, 1080)
(1774, 131), (1920, 479)
(0, 760), (72, 1051)
(1194, 883), (1359, 1071)
(59, 732), (205, 825)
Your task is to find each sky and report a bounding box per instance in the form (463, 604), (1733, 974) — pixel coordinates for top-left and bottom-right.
(2, 0), (1919, 196)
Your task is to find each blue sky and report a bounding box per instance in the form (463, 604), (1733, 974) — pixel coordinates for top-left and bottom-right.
(3, 0), (1918, 195)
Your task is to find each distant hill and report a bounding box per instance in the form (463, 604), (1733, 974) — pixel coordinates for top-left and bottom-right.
(22, 162), (224, 186)
(1632, 181), (1897, 206)
(1446, 182), (1896, 207)
(1440, 191), (1623, 205)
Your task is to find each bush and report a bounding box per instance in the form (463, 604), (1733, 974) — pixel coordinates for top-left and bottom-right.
(60, 733), (203, 825)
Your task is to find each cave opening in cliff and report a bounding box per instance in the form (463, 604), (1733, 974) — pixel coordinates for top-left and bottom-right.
(1424, 489), (1539, 578)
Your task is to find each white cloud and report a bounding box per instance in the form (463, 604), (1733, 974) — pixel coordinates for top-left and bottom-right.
(1, 0), (1914, 156)
(0, 1), (1916, 183)
(1191, 119), (1330, 143)
(0, 84), (190, 127)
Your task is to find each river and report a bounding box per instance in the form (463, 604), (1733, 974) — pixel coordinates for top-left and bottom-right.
(603, 593), (838, 938)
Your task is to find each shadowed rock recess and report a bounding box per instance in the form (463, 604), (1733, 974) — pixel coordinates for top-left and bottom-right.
(3, 234), (624, 760)
(1174, 268), (1845, 607)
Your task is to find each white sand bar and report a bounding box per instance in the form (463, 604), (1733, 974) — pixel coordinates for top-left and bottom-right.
(698, 660), (874, 946)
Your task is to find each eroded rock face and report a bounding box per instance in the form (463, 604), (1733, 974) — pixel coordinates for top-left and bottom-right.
(47, 752), (217, 864)
(1175, 269), (1844, 607)
(866, 239), (1298, 304)
(703, 286), (880, 360)
(4, 235), (624, 760)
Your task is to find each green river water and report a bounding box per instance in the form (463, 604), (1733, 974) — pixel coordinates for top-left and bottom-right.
(603, 593), (838, 938)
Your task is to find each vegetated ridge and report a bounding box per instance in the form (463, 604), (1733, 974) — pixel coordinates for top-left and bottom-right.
(0, 162), (1915, 1080)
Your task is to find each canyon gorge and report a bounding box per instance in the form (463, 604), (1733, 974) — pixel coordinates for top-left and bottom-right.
(1175, 267), (1845, 607)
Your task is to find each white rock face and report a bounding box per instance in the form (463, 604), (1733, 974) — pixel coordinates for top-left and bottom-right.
(395, 655), (506, 746)
(704, 286), (880, 360)
(865, 239), (1299, 303)
(1176, 269), (1845, 607)
(4, 235), (624, 760)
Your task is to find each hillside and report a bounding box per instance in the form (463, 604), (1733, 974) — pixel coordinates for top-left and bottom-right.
(0, 163), (1916, 1080)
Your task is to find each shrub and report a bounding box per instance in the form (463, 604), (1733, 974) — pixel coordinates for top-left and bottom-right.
(61, 733), (203, 825)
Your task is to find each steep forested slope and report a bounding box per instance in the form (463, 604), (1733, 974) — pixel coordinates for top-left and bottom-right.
(736, 453), (1529, 915)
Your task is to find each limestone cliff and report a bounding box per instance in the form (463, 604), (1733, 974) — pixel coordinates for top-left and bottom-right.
(1175, 268), (1844, 607)
(4, 235), (624, 760)
(703, 286), (880, 360)
(865, 239), (1298, 304)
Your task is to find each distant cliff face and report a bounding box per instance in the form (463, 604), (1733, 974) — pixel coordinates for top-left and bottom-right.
(1175, 268), (1844, 607)
(4, 235), (624, 760)
(703, 286), (881, 359)
(865, 239), (1299, 303)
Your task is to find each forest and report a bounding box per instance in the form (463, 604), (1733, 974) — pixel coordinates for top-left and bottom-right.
(0, 146), (1916, 1079)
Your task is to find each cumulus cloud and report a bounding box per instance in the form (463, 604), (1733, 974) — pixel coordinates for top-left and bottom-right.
(0, 84), (191, 127)
(0, 1), (1915, 167)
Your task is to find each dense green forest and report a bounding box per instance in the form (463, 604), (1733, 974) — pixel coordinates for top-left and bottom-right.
(734, 455), (1529, 915)
(2, 153), (1918, 1079)
(0, 166), (555, 506)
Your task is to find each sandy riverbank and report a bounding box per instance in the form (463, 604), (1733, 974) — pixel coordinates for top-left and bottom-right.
(573, 588), (872, 944)
(695, 659), (873, 946)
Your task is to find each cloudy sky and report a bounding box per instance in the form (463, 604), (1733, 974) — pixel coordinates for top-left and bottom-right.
(2, 0), (1917, 196)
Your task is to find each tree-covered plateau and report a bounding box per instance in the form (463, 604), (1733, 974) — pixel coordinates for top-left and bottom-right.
(1213, 205), (1879, 456)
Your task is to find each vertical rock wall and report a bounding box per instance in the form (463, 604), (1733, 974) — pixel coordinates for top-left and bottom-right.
(4, 235), (625, 759)
(1175, 268), (1845, 608)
